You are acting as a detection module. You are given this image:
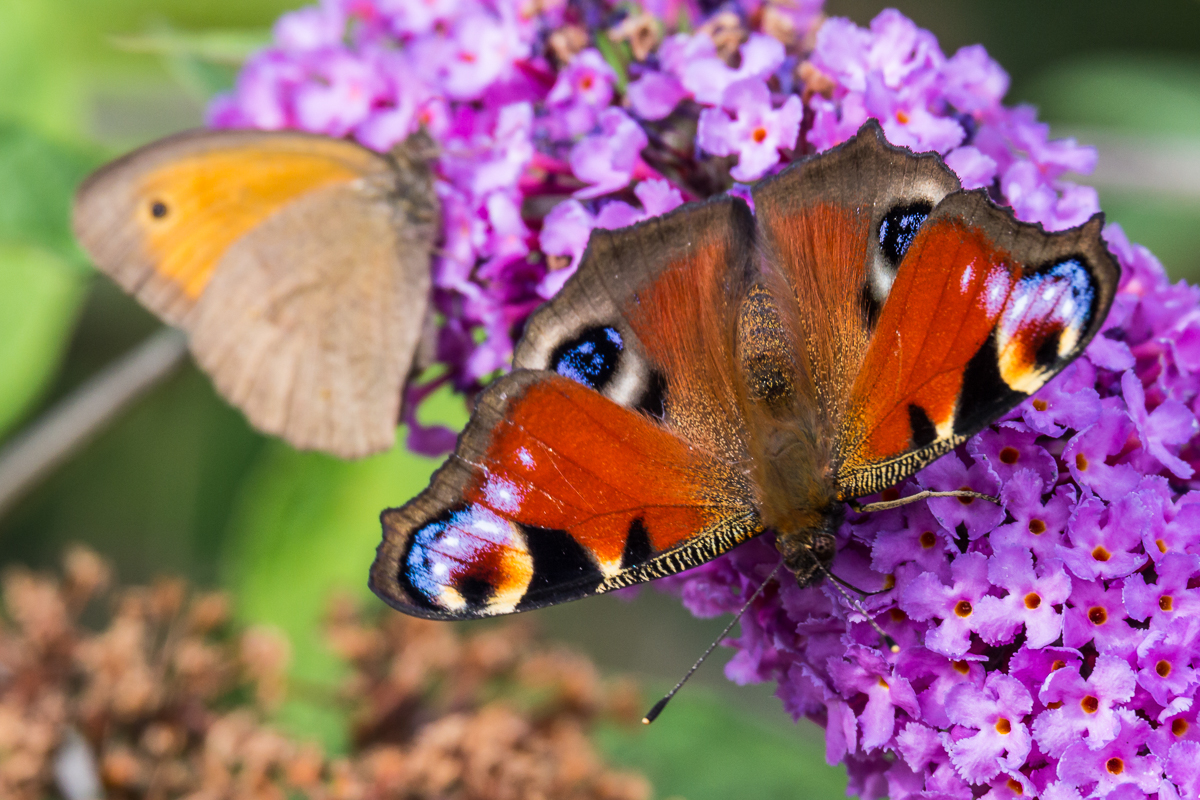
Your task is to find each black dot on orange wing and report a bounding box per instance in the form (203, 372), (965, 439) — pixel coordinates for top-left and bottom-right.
(878, 202), (933, 266)
(953, 331), (1025, 438)
(1034, 326), (1064, 370)
(517, 524), (603, 610)
(457, 575), (494, 608)
(550, 326), (623, 391)
(908, 404), (936, 449)
(621, 517), (653, 570)
(149, 199), (169, 219)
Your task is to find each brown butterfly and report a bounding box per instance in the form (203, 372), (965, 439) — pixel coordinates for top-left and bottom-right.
(73, 129), (439, 459)
(369, 120), (1119, 619)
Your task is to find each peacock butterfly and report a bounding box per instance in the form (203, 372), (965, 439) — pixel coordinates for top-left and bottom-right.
(370, 120), (1119, 620)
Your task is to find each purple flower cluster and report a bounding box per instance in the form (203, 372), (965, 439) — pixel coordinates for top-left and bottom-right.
(215, 1), (1200, 795)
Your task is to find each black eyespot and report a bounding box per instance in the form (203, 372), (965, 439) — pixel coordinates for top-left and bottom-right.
(550, 326), (623, 391)
(878, 202), (932, 266)
(150, 200), (169, 219)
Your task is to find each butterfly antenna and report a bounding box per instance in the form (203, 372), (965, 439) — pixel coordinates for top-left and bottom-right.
(642, 564), (780, 725)
(811, 555), (899, 654)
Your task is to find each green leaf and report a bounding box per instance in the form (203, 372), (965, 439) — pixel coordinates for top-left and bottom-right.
(595, 31), (630, 92)
(0, 243), (87, 436)
(597, 688), (847, 800)
(0, 121), (96, 262)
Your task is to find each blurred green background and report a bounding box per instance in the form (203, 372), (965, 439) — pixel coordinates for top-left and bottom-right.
(1, 0), (1198, 797)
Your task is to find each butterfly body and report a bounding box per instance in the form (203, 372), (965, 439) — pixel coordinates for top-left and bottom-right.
(372, 121), (1119, 619)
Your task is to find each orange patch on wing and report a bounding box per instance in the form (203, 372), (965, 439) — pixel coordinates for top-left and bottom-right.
(137, 149), (366, 298)
(465, 376), (737, 568)
(842, 220), (1016, 464)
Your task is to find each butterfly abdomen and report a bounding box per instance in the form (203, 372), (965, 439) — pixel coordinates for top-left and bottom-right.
(734, 284), (840, 583)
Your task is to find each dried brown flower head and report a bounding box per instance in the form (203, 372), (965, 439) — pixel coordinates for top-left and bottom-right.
(0, 546), (651, 800)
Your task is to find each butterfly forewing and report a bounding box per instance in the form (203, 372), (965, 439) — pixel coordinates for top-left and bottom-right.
(371, 371), (759, 619)
(835, 191), (1119, 498)
(374, 196), (769, 618)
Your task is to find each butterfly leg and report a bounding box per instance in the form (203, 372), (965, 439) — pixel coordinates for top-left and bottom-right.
(847, 489), (999, 514)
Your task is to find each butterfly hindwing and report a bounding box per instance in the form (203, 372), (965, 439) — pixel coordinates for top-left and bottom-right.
(371, 371), (759, 619)
(835, 190), (1120, 498)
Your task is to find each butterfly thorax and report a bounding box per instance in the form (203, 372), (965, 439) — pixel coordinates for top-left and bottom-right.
(736, 284), (842, 586)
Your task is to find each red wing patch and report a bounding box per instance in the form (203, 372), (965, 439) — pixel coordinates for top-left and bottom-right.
(835, 191), (1119, 498)
(371, 372), (759, 619)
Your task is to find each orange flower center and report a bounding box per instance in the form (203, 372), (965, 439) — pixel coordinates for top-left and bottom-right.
(895, 110), (910, 124)
(1033, 399), (1048, 411)
(1076, 453), (1089, 471)
(1028, 519), (1046, 534)
(952, 660), (970, 675)
(1161, 595), (1175, 612)
(999, 447), (1020, 464)
(1106, 757), (1124, 776)
(954, 600), (973, 618)
(752, 127), (768, 144)
(1006, 778), (1024, 795)
(1024, 593), (1042, 609)
(1092, 545), (1111, 562)
(1051, 660), (1067, 671)
(1157, 660), (1172, 677)
(995, 717), (1012, 734)
(919, 531), (937, 548)
(1089, 606), (1108, 625)
(957, 486), (975, 505)
(1081, 695), (1100, 714)
(1174, 719), (1190, 737)
(579, 74), (594, 90)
